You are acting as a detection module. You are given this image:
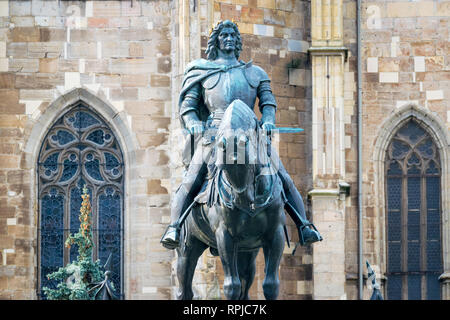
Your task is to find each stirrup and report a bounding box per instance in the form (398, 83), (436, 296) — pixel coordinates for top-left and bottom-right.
(292, 223), (323, 255)
(160, 224), (181, 250)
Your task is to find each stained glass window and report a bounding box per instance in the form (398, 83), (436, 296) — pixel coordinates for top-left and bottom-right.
(38, 103), (124, 299)
(385, 119), (442, 300)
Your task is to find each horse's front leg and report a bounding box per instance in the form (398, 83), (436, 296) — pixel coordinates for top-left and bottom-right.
(216, 225), (241, 300)
(237, 250), (258, 300)
(176, 236), (208, 300)
(262, 224), (285, 300)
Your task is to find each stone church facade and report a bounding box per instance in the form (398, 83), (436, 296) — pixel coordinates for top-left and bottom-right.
(0, 0), (448, 300)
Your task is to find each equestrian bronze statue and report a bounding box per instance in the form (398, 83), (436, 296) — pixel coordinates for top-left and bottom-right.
(161, 20), (322, 300)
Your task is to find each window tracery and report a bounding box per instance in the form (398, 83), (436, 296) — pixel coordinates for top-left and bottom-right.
(385, 119), (442, 300)
(38, 103), (124, 299)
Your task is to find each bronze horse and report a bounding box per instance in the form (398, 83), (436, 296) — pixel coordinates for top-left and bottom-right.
(176, 100), (287, 300)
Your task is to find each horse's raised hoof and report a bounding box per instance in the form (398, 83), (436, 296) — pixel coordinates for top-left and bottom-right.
(160, 225), (180, 250)
(299, 226), (323, 246)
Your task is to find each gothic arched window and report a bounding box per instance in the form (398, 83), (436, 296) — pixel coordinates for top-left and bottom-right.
(38, 103), (124, 299)
(385, 119), (442, 300)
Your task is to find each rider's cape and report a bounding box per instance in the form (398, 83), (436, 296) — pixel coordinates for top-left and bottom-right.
(178, 59), (219, 131)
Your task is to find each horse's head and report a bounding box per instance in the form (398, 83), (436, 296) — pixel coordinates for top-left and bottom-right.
(214, 100), (260, 190)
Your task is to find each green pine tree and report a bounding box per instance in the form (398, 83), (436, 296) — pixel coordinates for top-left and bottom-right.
(43, 185), (105, 300)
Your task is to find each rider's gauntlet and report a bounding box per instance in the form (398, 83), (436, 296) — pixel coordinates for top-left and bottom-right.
(183, 112), (205, 136)
(261, 105), (276, 134)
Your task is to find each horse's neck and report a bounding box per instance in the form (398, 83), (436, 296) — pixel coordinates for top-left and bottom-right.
(221, 164), (278, 211)
(223, 164), (273, 203)
(222, 164), (254, 192)
(227, 167), (255, 208)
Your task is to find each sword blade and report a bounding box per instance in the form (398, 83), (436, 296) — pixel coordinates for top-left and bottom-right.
(272, 127), (304, 133)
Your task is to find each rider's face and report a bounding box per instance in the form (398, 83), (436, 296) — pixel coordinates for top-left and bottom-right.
(218, 27), (237, 53)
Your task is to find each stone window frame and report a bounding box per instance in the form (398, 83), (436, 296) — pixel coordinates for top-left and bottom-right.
(24, 88), (138, 299)
(372, 104), (450, 299)
(384, 118), (442, 299)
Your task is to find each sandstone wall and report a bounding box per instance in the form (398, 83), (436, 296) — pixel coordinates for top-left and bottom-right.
(360, 0), (450, 297)
(0, 0), (174, 299)
(342, 0), (359, 300)
(3, 0), (446, 301)
(0, 0), (314, 300)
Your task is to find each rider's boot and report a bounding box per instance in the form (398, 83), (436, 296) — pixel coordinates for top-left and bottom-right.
(281, 177), (323, 246)
(161, 223), (181, 250)
(161, 147), (210, 250)
(160, 186), (189, 250)
(161, 198), (198, 250)
(285, 201), (323, 246)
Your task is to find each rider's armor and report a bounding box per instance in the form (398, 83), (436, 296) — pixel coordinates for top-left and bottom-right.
(161, 58), (322, 250)
(181, 61), (273, 120)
